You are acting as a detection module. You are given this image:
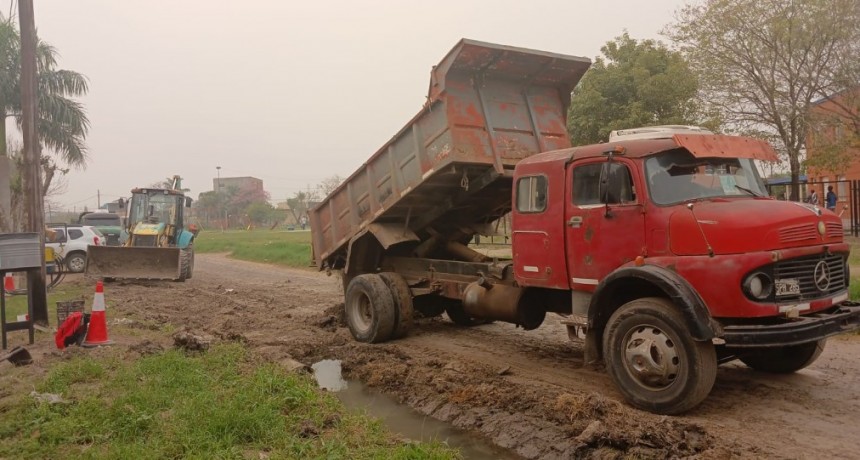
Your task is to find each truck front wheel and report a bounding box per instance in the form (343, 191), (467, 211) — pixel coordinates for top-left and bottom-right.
(739, 340), (825, 373)
(345, 274), (396, 343)
(603, 297), (717, 415)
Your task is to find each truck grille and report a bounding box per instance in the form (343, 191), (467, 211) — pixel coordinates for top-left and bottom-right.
(826, 222), (842, 239)
(774, 253), (847, 302)
(133, 235), (158, 247)
(778, 224), (817, 243)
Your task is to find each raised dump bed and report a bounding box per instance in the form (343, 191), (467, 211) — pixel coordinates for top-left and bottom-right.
(311, 39), (590, 269)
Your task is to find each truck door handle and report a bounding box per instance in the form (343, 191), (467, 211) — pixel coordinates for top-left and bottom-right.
(567, 216), (583, 228)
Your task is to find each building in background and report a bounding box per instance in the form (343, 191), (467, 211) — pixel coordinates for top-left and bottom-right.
(805, 87), (859, 223)
(212, 176), (263, 193)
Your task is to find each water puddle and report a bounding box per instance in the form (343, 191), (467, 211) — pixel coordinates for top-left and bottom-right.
(311, 359), (517, 459)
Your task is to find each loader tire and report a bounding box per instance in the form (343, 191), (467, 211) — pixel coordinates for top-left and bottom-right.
(345, 274), (396, 343)
(179, 245), (194, 281)
(379, 272), (413, 340)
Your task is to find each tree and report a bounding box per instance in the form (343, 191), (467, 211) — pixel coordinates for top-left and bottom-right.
(667, 0), (860, 200)
(317, 174), (344, 196)
(0, 14), (89, 229)
(245, 201), (275, 225)
(149, 176), (191, 192)
(567, 33), (710, 145)
(286, 191), (310, 224)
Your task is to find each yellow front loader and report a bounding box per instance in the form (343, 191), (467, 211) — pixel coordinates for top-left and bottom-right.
(86, 178), (197, 281)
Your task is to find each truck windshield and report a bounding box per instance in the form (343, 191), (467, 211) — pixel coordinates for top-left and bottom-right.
(645, 149), (767, 205)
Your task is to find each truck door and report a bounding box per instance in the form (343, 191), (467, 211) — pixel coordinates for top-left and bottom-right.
(565, 158), (646, 290)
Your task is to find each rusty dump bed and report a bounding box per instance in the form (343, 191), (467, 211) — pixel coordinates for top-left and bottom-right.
(310, 39), (590, 269)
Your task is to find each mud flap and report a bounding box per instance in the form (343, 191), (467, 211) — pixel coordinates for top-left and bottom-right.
(85, 245), (181, 280)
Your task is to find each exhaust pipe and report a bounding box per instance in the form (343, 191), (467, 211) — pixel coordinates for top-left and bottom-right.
(462, 277), (545, 330)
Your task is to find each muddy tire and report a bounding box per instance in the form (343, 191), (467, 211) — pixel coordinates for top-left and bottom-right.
(65, 252), (87, 273)
(179, 245), (194, 281)
(345, 274), (396, 343)
(379, 272), (413, 340)
(603, 297), (717, 415)
(739, 340), (825, 373)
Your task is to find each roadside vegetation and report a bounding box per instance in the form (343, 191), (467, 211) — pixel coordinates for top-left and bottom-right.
(0, 344), (458, 459)
(194, 229), (313, 268)
(3, 279), (90, 323)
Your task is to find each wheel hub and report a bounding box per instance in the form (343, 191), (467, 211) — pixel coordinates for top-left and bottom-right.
(349, 294), (373, 332)
(623, 326), (680, 389)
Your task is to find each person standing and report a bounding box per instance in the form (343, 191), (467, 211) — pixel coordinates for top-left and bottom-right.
(807, 188), (819, 206)
(825, 186), (837, 212)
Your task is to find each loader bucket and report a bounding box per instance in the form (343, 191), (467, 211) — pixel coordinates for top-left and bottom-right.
(85, 245), (182, 280)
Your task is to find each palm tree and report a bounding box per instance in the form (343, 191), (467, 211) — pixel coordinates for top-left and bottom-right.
(0, 14), (89, 230)
(0, 14), (89, 172)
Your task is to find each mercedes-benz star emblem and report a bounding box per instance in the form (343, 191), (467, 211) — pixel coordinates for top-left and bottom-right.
(813, 260), (831, 291)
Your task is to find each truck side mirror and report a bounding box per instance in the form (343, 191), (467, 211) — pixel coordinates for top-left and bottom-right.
(117, 198), (125, 209)
(185, 197), (193, 208)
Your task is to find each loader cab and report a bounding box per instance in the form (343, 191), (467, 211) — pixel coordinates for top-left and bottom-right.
(126, 188), (187, 246)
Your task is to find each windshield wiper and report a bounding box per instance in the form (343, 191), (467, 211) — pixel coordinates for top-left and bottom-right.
(735, 185), (763, 197)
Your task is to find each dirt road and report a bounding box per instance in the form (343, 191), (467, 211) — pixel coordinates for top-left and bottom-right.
(105, 254), (860, 459)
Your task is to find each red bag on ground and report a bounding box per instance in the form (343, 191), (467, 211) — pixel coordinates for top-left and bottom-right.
(55, 312), (85, 350)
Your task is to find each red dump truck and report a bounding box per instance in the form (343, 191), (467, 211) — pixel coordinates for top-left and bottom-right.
(310, 39), (860, 414)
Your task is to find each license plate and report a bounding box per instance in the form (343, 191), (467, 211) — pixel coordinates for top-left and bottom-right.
(775, 278), (800, 296)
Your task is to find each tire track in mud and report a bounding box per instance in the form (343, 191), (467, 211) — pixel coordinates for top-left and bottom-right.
(106, 254), (860, 459)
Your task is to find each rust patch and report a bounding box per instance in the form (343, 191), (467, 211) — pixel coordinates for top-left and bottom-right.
(583, 255), (593, 266)
(584, 226), (595, 242)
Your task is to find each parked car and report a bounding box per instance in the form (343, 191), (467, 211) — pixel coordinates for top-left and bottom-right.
(78, 212), (123, 246)
(46, 224), (106, 273)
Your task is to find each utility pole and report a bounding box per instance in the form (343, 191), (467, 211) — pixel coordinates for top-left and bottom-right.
(19, 0), (48, 326)
(97, 189), (100, 208)
(216, 166), (223, 231)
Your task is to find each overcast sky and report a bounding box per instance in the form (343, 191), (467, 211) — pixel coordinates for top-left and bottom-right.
(10, 0), (688, 211)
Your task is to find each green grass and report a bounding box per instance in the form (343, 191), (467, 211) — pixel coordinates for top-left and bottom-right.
(0, 344), (458, 459)
(850, 248), (860, 268)
(2, 280), (90, 325)
(194, 229), (314, 268)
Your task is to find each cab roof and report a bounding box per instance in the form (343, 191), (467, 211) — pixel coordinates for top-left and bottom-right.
(131, 187), (186, 196)
(518, 134), (778, 168)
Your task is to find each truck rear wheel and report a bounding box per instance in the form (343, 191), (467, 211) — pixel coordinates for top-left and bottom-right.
(739, 340), (825, 373)
(345, 274), (396, 343)
(379, 273), (413, 339)
(603, 297), (717, 415)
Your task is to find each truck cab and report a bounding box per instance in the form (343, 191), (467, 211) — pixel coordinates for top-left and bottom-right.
(512, 126), (855, 413)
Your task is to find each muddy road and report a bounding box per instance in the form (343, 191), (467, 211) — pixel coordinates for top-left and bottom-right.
(104, 254), (860, 459)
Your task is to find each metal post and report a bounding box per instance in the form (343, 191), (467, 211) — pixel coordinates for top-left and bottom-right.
(216, 166), (223, 231)
(19, 0), (48, 326)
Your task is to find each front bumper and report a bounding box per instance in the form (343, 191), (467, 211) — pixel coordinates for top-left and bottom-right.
(721, 302), (860, 348)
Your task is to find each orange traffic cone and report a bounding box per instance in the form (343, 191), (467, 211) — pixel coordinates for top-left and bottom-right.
(83, 281), (113, 347)
(4, 274), (14, 292)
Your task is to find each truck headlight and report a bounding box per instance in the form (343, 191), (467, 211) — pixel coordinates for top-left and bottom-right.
(744, 272), (773, 300)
